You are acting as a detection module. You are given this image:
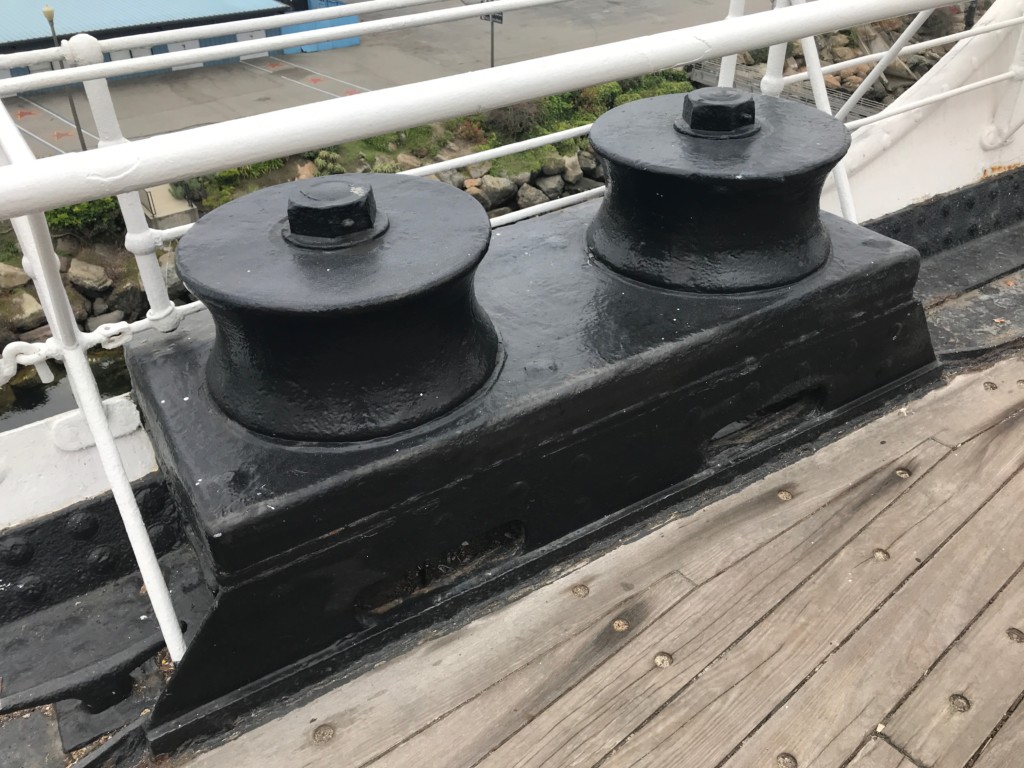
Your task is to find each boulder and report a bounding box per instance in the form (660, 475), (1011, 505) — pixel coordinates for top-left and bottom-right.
(511, 172), (532, 187)
(159, 250), (187, 300)
(93, 297), (108, 316)
(68, 259), (112, 298)
(18, 324), (52, 344)
(578, 151), (603, 180)
(395, 153), (421, 170)
(0, 263), (29, 290)
(437, 170), (467, 189)
(535, 174), (565, 199)
(86, 310), (125, 332)
(54, 235), (80, 256)
(487, 207), (514, 219)
(63, 284), (90, 322)
(562, 155), (583, 185)
(466, 161), (492, 179)
(831, 46), (857, 61)
(568, 177), (605, 193)
(464, 178), (481, 189)
(479, 175), (517, 208)
(466, 186), (490, 209)
(109, 280), (145, 321)
(59, 255), (72, 273)
(517, 183), (549, 209)
(1, 290), (45, 332)
(824, 74), (842, 90)
(541, 156), (567, 176)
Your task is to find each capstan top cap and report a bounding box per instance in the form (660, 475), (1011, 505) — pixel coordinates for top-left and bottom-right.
(177, 174), (491, 315)
(675, 87), (759, 139)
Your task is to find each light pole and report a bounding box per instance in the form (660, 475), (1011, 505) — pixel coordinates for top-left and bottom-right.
(41, 5), (88, 152)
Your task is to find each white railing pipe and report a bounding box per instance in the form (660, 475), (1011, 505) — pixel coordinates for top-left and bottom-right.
(490, 186), (606, 227)
(72, 36), (178, 330)
(0, 0), (959, 218)
(0, 0), (445, 70)
(717, 0), (749, 87)
(835, 10), (934, 123)
(0, 0), (572, 97)
(782, 14), (1024, 85)
(156, 223), (196, 243)
(0, 116), (186, 661)
(846, 70), (1015, 129)
(403, 124), (594, 178)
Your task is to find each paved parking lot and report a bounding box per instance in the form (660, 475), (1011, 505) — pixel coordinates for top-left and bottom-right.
(6, 0), (770, 156)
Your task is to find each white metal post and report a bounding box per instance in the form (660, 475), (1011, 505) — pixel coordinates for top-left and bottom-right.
(760, 0), (791, 97)
(66, 35), (179, 332)
(718, 0), (749, 87)
(788, 0), (858, 221)
(0, 108), (187, 662)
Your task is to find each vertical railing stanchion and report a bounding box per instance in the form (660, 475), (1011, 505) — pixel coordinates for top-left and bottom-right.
(0, 107), (187, 662)
(66, 35), (179, 332)
(787, 0), (858, 221)
(718, 0), (749, 87)
(760, 0), (792, 97)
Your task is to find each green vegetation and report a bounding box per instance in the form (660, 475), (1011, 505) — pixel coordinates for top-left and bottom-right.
(169, 158), (287, 213)
(170, 70), (696, 217)
(0, 225), (20, 266)
(302, 69), (694, 181)
(44, 197), (124, 243)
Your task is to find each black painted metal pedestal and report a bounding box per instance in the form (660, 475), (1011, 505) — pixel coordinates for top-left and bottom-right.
(123, 91), (938, 749)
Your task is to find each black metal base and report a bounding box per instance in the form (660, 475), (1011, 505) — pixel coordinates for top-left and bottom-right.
(124, 198), (937, 749)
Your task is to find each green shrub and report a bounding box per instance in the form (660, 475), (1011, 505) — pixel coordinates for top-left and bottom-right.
(0, 235), (20, 267)
(483, 102), (543, 141)
(613, 78), (693, 107)
(403, 125), (440, 158)
(370, 159), (401, 174)
(578, 81), (623, 114)
(44, 197), (123, 243)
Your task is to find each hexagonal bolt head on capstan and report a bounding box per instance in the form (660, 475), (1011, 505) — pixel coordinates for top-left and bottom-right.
(675, 87), (760, 139)
(285, 178), (388, 247)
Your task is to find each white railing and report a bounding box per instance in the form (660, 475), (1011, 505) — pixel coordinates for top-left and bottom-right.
(0, 0), (443, 70)
(1, 0), (1022, 664)
(0, 0), (573, 96)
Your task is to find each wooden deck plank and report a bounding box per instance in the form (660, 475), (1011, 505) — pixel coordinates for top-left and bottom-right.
(845, 739), (918, 768)
(882, 566), (1024, 768)
(462, 441), (947, 768)
(182, 358), (1024, 768)
(369, 573), (694, 768)
(597, 411), (1024, 768)
(382, 442), (947, 768)
(715, 436), (1024, 768)
(663, 356), (1024, 585)
(971, 702), (1024, 768)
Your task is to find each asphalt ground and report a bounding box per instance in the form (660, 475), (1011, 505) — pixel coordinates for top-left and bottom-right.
(5, 0), (770, 158)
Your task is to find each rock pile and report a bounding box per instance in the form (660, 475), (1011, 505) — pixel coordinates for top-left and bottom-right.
(424, 149), (605, 218)
(0, 241), (189, 349)
(739, 2), (995, 106)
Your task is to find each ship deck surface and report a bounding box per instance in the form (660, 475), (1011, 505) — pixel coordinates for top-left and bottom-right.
(180, 353), (1024, 768)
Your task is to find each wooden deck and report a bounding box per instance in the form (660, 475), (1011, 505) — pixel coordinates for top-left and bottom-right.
(184, 356), (1024, 768)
